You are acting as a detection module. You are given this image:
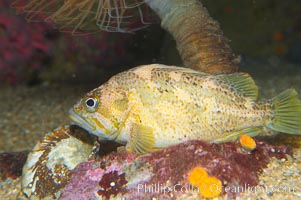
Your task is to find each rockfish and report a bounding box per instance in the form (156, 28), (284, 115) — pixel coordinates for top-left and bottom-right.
(69, 64), (301, 153)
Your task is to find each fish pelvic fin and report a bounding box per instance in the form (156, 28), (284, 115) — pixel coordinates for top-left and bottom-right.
(267, 89), (301, 134)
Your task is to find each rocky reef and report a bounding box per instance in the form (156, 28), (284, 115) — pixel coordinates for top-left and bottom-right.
(60, 137), (291, 199)
(0, 127), (298, 199)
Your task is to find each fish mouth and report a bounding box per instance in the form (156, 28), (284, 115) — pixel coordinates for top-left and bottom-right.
(69, 108), (96, 132)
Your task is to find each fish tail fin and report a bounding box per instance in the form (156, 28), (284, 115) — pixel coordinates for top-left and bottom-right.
(267, 89), (301, 134)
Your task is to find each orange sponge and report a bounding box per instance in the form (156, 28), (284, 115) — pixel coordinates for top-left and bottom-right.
(239, 134), (256, 151)
(188, 167), (222, 198)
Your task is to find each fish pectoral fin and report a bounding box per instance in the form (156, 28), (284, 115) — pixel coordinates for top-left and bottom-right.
(127, 123), (155, 154)
(213, 127), (262, 143)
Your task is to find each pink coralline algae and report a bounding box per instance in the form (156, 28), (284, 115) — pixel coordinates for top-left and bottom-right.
(59, 151), (139, 200)
(0, 0), (54, 85)
(60, 139), (292, 199)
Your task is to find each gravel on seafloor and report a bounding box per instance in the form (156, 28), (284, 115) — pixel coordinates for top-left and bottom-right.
(0, 60), (301, 199)
(0, 84), (95, 152)
(236, 149), (301, 200)
(0, 178), (26, 200)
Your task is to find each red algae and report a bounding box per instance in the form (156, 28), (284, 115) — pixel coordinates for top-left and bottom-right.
(0, 151), (29, 180)
(97, 171), (128, 200)
(141, 139), (292, 198)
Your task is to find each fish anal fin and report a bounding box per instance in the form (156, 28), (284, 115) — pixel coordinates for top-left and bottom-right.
(217, 73), (258, 101)
(213, 127), (262, 143)
(127, 123), (155, 154)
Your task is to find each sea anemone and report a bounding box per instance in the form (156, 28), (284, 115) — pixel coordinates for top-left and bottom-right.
(12, 0), (153, 34)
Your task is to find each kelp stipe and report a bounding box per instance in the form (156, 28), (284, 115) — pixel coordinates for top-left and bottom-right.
(145, 0), (239, 73)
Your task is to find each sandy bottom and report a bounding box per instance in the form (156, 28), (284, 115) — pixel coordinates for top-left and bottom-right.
(1, 59), (301, 199)
(0, 84), (96, 152)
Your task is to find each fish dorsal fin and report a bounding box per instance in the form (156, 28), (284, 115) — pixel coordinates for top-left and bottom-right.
(217, 73), (258, 101)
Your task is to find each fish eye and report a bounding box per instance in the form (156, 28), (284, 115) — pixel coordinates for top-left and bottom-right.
(85, 97), (98, 112)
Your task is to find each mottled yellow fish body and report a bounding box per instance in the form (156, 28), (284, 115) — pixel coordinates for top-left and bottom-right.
(113, 65), (264, 145)
(70, 64), (301, 153)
